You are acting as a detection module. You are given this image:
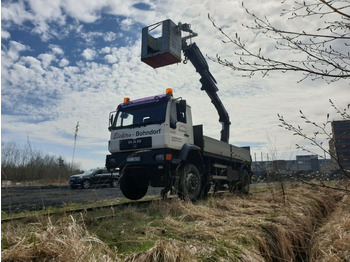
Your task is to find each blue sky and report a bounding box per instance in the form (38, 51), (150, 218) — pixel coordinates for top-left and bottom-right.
(2, 0), (349, 170)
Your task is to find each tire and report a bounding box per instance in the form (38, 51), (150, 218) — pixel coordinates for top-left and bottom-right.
(111, 179), (119, 188)
(82, 180), (91, 189)
(178, 163), (202, 201)
(235, 169), (250, 194)
(119, 173), (148, 200)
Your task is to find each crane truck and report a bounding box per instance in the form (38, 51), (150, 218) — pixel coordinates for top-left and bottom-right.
(105, 19), (252, 201)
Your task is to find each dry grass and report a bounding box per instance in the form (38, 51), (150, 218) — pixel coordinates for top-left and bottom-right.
(1, 215), (118, 262)
(2, 183), (349, 262)
(310, 194), (350, 262)
(124, 240), (192, 262)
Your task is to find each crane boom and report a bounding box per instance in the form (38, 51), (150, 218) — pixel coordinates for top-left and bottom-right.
(182, 42), (231, 142)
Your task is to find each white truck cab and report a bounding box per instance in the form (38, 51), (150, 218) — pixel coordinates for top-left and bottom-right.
(108, 88), (193, 154)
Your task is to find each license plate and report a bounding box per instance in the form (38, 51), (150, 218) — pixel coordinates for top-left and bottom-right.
(126, 156), (141, 162)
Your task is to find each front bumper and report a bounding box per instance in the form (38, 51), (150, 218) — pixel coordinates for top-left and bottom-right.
(106, 149), (177, 170)
(105, 149), (179, 187)
(69, 180), (83, 187)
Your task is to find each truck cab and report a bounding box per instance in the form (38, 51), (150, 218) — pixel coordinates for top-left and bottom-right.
(108, 89), (193, 154)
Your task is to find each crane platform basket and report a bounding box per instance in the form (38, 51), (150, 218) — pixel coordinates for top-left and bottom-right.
(141, 19), (182, 68)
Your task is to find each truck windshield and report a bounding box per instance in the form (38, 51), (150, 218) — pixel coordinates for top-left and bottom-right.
(111, 101), (167, 130)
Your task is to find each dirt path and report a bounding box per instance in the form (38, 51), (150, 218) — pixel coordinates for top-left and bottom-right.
(1, 185), (162, 214)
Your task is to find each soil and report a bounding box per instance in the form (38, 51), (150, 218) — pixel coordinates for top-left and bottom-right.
(1, 185), (162, 214)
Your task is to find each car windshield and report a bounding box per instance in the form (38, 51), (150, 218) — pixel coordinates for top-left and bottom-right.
(111, 101), (167, 130)
(82, 169), (96, 176)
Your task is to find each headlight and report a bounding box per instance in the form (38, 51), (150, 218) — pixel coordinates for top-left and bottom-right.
(107, 158), (117, 166)
(155, 154), (165, 161)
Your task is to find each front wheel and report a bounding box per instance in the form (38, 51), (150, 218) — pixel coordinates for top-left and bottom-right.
(119, 173), (148, 200)
(82, 180), (90, 189)
(178, 163), (202, 201)
(111, 179), (119, 188)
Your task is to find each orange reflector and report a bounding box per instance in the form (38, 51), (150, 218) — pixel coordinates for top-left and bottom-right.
(124, 97), (130, 103)
(165, 153), (172, 161)
(166, 88), (173, 96)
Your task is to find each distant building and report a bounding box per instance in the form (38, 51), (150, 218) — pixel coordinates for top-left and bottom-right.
(319, 158), (333, 173)
(272, 160), (287, 171)
(329, 120), (350, 170)
(296, 155), (320, 172)
(252, 155), (323, 174)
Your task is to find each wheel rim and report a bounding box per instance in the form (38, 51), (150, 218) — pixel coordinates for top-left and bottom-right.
(83, 181), (90, 188)
(185, 172), (199, 193)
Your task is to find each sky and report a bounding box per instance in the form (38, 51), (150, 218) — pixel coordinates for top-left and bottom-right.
(1, 0), (349, 170)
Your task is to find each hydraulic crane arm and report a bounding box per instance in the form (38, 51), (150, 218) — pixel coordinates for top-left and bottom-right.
(140, 19), (231, 142)
(183, 42), (231, 143)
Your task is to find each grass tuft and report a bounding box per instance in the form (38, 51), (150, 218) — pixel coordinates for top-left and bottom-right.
(1, 215), (118, 262)
(124, 239), (192, 262)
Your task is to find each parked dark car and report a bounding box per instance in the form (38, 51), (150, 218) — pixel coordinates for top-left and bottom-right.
(70, 167), (119, 189)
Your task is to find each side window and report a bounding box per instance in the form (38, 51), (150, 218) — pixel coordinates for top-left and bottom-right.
(116, 112), (134, 127)
(177, 103), (186, 123)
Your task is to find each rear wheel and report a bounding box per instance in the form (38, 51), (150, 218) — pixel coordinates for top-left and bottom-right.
(235, 169), (250, 194)
(178, 163), (202, 201)
(120, 173), (148, 200)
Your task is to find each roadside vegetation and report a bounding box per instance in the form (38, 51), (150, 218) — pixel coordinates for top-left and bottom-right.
(2, 183), (349, 261)
(1, 142), (82, 184)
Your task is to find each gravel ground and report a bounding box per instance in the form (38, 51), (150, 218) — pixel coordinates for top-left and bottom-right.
(1, 185), (162, 214)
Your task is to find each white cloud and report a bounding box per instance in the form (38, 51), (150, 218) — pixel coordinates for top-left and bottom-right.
(20, 56), (45, 74)
(49, 44), (64, 56)
(104, 54), (117, 64)
(103, 31), (117, 42)
(59, 58), (69, 67)
(62, 0), (107, 23)
(1, 1), (34, 25)
(28, 0), (65, 22)
(5, 41), (29, 62)
(38, 53), (56, 68)
(1, 30), (11, 39)
(82, 48), (96, 60)
(100, 47), (111, 54)
(119, 17), (134, 31)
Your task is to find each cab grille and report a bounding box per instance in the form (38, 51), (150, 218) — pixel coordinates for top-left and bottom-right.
(120, 137), (152, 151)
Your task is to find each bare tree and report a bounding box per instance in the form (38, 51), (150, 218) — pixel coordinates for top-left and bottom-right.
(1, 142), (82, 183)
(209, 0), (350, 82)
(278, 100), (350, 193)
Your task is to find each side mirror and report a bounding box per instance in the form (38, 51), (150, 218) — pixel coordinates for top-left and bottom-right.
(178, 100), (186, 112)
(109, 112), (116, 131)
(109, 114), (114, 126)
